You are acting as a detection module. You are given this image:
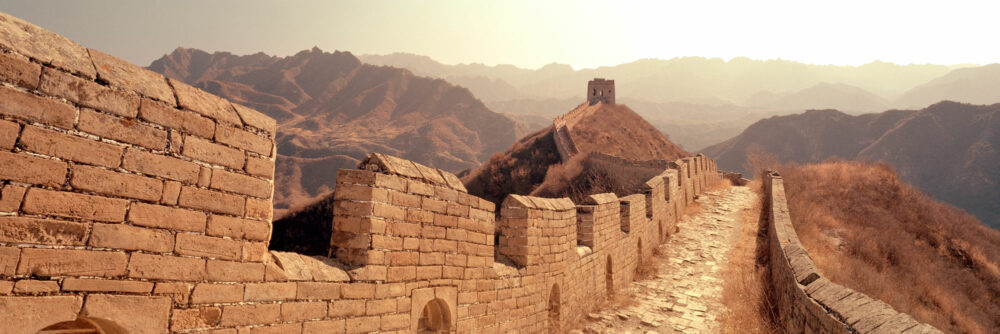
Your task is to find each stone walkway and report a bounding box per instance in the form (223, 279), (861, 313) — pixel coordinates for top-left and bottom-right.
(578, 186), (757, 334)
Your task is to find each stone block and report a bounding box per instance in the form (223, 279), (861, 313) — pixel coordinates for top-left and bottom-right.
(303, 319), (346, 334)
(61, 278), (153, 293)
(138, 98), (215, 138)
(216, 125), (272, 156)
(169, 78), (243, 125)
(220, 303), (280, 327)
(211, 169), (272, 198)
(0, 12), (96, 78)
(296, 282), (341, 300)
(207, 214), (270, 241)
(281, 301), (327, 321)
(23, 188), (127, 222)
(0, 151), (67, 187)
(183, 135), (245, 169)
(39, 67), (139, 118)
(0, 216), (88, 246)
(171, 306), (222, 331)
(122, 147), (200, 183)
(19, 125), (124, 168)
(175, 233), (242, 261)
(0, 52), (40, 89)
(89, 48), (175, 104)
(0, 119), (18, 150)
(81, 294), (171, 334)
(0, 247), (19, 276)
(178, 186), (246, 216)
(152, 282), (192, 305)
(127, 253), (205, 281)
(78, 108), (168, 150)
(231, 102), (277, 136)
(17, 248), (127, 277)
(161, 180), (181, 205)
(70, 164), (163, 201)
(206, 260), (264, 282)
(191, 283), (244, 304)
(246, 197), (273, 221)
(243, 282), (295, 302)
(245, 156), (275, 178)
(128, 202), (207, 232)
(12, 279), (59, 294)
(0, 295), (82, 334)
(0, 85), (76, 129)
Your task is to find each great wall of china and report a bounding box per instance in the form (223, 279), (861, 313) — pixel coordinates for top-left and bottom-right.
(764, 173), (942, 333)
(0, 11), (944, 334)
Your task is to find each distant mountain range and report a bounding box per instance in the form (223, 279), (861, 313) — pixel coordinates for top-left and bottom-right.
(362, 53), (1000, 151)
(703, 101), (1000, 229)
(149, 47), (525, 216)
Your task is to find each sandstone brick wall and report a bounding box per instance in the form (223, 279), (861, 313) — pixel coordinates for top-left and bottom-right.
(763, 172), (943, 334)
(0, 11), (727, 334)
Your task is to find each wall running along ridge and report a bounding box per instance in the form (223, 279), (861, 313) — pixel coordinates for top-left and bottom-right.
(0, 11), (726, 334)
(763, 172), (943, 334)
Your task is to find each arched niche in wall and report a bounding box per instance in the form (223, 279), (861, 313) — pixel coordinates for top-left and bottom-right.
(548, 284), (561, 333)
(38, 317), (127, 334)
(606, 255), (614, 297)
(410, 286), (457, 333)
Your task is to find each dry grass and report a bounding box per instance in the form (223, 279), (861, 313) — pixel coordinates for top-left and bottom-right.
(719, 180), (783, 333)
(635, 246), (661, 280)
(780, 161), (1000, 334)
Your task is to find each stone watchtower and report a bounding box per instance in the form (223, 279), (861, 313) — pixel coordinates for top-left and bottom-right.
(587, 78), (615, 105)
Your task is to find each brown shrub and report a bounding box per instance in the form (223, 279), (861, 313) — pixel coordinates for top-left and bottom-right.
(780, 161), (1000, 333)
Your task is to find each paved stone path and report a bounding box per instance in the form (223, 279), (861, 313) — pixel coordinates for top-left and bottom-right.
(577, 186), (757, 334)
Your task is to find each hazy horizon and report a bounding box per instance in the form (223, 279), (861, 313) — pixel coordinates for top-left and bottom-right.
(2, 0), (999, 70)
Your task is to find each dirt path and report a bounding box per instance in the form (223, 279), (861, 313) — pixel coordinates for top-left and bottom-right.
(577, 186), (758, 334)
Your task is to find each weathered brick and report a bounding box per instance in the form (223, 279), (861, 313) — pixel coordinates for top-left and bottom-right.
(0, 295), (82, 333)
(251, 323), (302, 334)
(81, 294), (171, 334)
(90, 49), (176, 104)
(70, 164), (163, 201)
(178, 186), (246, 216)
(62, 278), (153, 293)
(175, 233), (242, 261)
(220, 303), (280, 326)
(207, 260), (264, 282)
(216, 125), (272, 156)
(17, 248), (127, 277)
(39, 67), (139, 117)
(169, 78), (243, 125)
(161, 180), (181, 205)
(0, 83), (76, 129)
(0, 216), (87, 246)
(0, 184), (25, 212)
(246, 197), (273, 221)
(281, 301), (326, 321)
(128, 202), (207, 232)
(171, 306), (222, 331)
(245, 156), (274, 178)
(328, 299), (365, 317)
(122, 148), (200, 183)
(231, 103), (276, 136)
(138, 98), (215, 138)
(183, 135), (244, 169)
(19, 125), (124, 167)
(0, 118), (20, 150)
(380, 313), (408, 330)
(22, 188), (127, 222)
(0, 247), (18, 276)
(191, 283), (243, 304)
(127, 253), (206, 281)
(296, 282), (341, 300)
(207, 215), (271, 241)
(0, 52), (41, 89)
(365, 299), (395, 315)
(198, 166), (212, 187)
(0, 280), (14, 295)
(0, 151), (67, 187)
(152, 282), (191, 304)
(78, 108), (167, 149)
(89, 223), (173, 252)
(303, 319), (346, 334)
(341, 283), (375, 299)
(244, 282), (296, 301)
(0, 12), (96, 78)
(13, 279), (59, 294)
(345, 316), (380, 334)
(242, 241), (268, 262)
(211, 169), (272, 198)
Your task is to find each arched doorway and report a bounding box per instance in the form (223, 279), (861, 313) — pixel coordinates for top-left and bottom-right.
(548, 284), (561, 333)
(606, 255), (614, 297)
(418, 298), (452, 333)
(38, 317), (126, 334)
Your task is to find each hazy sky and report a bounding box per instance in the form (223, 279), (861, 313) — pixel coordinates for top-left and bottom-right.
(2, 0), (997, 70)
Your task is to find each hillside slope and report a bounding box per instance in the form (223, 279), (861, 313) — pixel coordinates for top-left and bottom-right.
(149, 47), (522, 215)
(896, 64), (1000, 108)
(781, 162), (1000, 334)
(463, 102), (689, 205)
(705, 101), (1000, 229)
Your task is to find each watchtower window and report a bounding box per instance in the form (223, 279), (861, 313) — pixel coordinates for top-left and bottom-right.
(592, 88), (597, 96)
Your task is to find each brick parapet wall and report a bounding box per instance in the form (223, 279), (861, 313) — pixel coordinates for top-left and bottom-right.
(764, 172), (943, 334)
(0, 11), (730, 334)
